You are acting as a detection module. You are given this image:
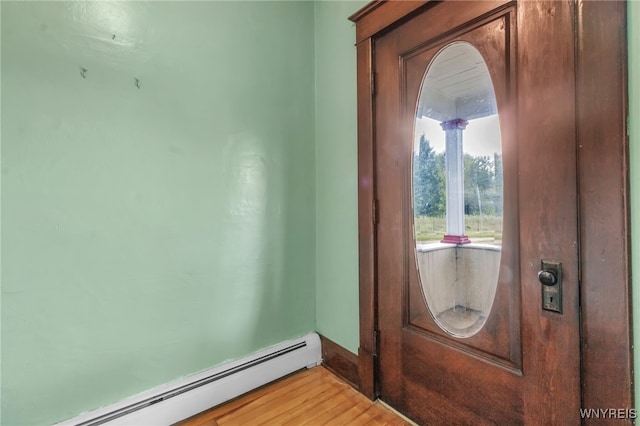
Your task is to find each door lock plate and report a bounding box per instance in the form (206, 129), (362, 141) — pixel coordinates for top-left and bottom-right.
(539, 260), (562, 313)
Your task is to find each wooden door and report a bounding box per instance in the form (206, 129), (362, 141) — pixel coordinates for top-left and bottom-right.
(366, 1), (624, 424)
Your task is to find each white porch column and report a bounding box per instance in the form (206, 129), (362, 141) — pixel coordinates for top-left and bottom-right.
(440, 118), (471, 244)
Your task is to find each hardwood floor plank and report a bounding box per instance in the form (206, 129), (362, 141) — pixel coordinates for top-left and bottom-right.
(218, 371), (336, 425)
(176, 369), (313, 425)
(210, 370), (321, 422)
(196, 420), (219, 426)
(285, 391), (351, 425)
(297, 394), (357, 425)
(275, 387), (345, 425)
(352, 405), (389, 425)
(218, 382), (334, 424)
(321, 399), (372, 424)
(177, 367), (410, 426)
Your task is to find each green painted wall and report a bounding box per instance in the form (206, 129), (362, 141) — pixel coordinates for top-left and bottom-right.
(1, 2), (316, 425)
(314, 0), (366, 355)
(630, 0), (639, 412)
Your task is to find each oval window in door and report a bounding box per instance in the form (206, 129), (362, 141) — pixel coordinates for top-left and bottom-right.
(412, 42), (503, 338)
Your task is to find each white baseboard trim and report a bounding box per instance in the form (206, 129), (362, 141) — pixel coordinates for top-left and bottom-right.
(55, 333), (322, 426)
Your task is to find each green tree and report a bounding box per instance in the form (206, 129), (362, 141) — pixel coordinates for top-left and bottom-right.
(493, 153), (503, 215)
(464, 154), (496, 215)
(413, 134), (445, 216)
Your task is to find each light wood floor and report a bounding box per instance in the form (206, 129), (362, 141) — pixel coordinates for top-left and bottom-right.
(176, 367), (413, 426)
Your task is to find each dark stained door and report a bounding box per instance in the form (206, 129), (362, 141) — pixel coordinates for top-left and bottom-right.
(374, 2), (582, 424)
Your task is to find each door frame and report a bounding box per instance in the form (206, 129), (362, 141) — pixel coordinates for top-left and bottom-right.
(349, 0), (633, 413)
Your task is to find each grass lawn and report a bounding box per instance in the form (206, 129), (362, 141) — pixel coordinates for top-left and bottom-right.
(414, 215), (502, 244)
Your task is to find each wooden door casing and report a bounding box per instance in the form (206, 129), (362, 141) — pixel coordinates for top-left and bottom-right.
(350, 0), (632, 423)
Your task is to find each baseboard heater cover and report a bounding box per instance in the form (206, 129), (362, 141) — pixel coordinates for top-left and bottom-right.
(55, 333), (322, 426)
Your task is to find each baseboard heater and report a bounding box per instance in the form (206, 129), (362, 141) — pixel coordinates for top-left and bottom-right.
(55, 333), (321, 426)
